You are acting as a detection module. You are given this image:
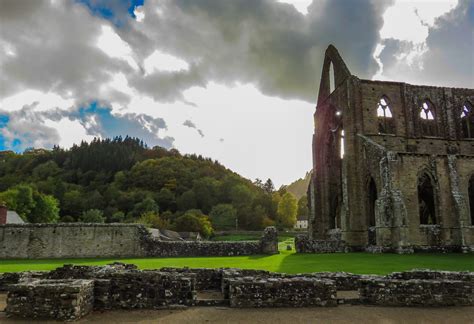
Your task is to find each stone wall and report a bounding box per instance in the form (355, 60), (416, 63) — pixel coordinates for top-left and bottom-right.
(0, 223), (145, 259)
(0, 224), (279, 259)
(3, 264), (474, 320)
(359, 278), (474, 307)
(228, 276), (337, 308)
(295, 234), (347, 253)
(47, 263), (196, 309)
(309, 45), (474, 252)
(6, 279), (94, 321)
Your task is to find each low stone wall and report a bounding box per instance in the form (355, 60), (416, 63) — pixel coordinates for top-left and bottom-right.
(47, 263), (196, 309)
(0, 224), (278, 259)
(6, 279), (94, 321)
(3, 264), (474, 321)
(160, 267), (222, 290)
(295, 235), (346, 253)
(228, 276), (337, 307)
(0, 271), (48, 292)
(359, 278), (474, 307)
(387, 269), (474, 282)
(92, 270), (196, 309)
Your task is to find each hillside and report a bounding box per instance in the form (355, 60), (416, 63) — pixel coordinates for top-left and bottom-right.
(284, 171), (311, 199)
(0, 137), (285, 232)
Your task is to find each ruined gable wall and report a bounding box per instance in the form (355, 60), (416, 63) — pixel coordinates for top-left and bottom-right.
(355, 80), (474, 250)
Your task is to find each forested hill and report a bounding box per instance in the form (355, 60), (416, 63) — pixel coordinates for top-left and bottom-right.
(0, 137), (305, 234)
(284, 171), (311, 199)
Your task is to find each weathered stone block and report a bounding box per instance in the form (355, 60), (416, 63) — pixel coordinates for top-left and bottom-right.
(228, 277), (337, 308)
(6, 279), (94, 321)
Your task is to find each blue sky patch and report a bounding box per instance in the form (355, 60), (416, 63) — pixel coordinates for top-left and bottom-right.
(76, 0), (144, 26)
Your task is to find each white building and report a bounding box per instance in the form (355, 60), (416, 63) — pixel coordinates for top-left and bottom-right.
(294, 214), (308, 229)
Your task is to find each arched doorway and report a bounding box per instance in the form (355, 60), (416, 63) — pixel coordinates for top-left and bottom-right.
(367, 177), (377, 245)
(418, 172), (437, 225)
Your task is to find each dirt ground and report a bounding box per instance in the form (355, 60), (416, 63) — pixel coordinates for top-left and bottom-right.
(1, 294), (473, 324)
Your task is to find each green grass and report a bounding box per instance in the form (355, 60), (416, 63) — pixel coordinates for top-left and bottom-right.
(2, 238), (473, 275)
(212, 234), (294, 242)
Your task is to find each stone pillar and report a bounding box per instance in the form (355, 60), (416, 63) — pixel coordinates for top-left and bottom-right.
(0, 204), (7, 225)
(260, 227), (279, 254)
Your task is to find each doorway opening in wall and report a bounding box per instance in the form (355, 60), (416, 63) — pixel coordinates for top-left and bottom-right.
(368, 177), (377, 245)
(469, 175), (474, 225)
(418, 172), (437, 225)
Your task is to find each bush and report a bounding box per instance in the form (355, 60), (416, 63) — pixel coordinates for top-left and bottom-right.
(209, 204), (236, 230)
(173, 210), (213, 238)
(137, 211), (169, 229)
(79, 209), (105, 223)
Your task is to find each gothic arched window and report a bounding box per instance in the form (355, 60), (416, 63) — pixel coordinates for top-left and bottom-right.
(461, 102), (474, 138)
(377, 96), (394, 134)
(419, 100), (437, 136)
(418, 172), (437, 225)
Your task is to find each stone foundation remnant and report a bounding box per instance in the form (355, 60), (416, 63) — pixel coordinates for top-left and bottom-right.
(307, 45), (474, 253)
(6, 279), (94, 321)
(0, 224), (279, 259)
(228, 277), (337, 308)
(2, 264), (473, 321)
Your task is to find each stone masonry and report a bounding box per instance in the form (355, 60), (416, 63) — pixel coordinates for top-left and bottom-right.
(308, 45), (474, 253)
(2, 264), (473, 321)
(6, 279), (94, 321)
(0, 224), (279, 259)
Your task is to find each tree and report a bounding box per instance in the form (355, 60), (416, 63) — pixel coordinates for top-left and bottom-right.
(209, 204), (237, 230)
(128, 197), (159, 219)
(173, 210), (213, 238)
(137, 211), (169, 229)
(29, 193), (60, 223)
(277, 192), (298, 229)
(79, 209), (105, 223)
(0, 184), (36, 220)
(156, 188), (176, 212)
(263, 179), (275, 194)
(297, 195), (309, 218)
(192, 177), (219, 214)
(177, 190), (197, 211)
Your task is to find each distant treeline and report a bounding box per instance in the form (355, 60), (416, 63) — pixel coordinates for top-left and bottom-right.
(0, 137), (308, 236)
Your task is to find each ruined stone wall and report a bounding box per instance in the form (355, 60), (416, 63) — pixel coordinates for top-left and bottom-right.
(0, 224), (279, 259)
(6, 279), (94, 321)
(309, 46), (474, 252)
(3, 264), (474, 321)
(294, 235), (347, 253)
(359, 278), (474, 306)
(228, 277), (337, 308)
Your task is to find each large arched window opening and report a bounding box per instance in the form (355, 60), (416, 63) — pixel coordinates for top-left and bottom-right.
(377, 96), (395, 134)
(418, 172), (437, 225)
(461, 102), (474, 138)
(419, 100), (437, 136)
(469, 175), (474, 225)
(367, 177), (377, 245)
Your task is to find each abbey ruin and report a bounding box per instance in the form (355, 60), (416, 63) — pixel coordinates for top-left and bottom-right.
(306, 45), (474, 253)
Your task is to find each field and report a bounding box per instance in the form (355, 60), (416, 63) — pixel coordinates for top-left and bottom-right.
(1, 236), (473, 274)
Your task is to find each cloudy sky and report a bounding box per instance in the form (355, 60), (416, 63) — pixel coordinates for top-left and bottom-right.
(0, 0), (473, 186)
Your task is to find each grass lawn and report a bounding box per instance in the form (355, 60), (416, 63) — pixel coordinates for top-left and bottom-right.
(1, 237), (473, 274)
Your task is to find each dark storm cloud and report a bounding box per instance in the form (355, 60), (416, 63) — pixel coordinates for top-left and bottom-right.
(0, 0), (133, 103)
(124, 0), (394, 102)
